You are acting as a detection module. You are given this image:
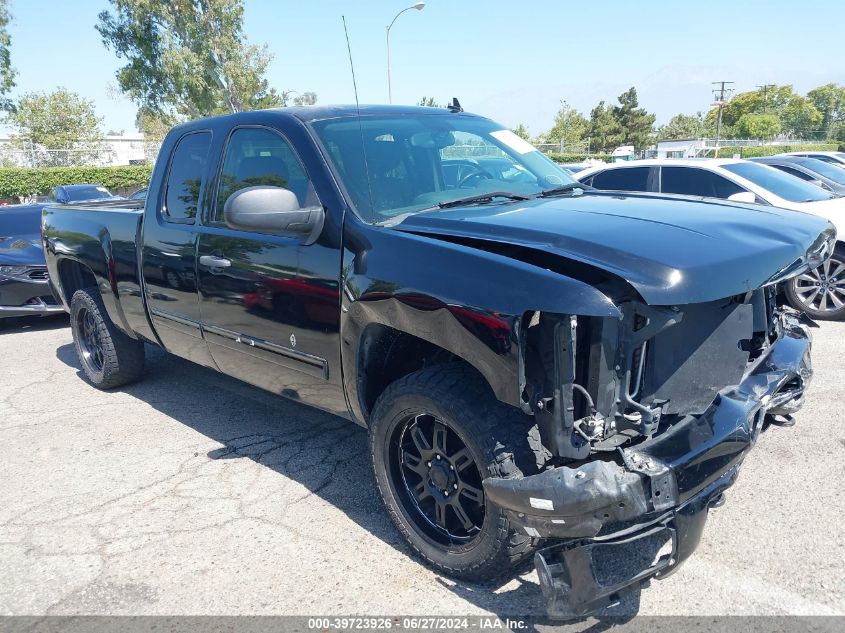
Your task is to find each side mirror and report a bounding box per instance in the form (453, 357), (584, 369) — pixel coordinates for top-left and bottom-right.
(726, 191), (757, 204)
(224, 186), (324, 245)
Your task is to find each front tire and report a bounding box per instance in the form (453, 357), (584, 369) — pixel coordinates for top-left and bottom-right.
(369, 363), (539, 581)
(785, 245), (845, 321)
(70, 287), (145, 389)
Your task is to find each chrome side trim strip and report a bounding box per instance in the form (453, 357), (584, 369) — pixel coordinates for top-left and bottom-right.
(202, 323), (329, 379)
(149, 307), (202, 330)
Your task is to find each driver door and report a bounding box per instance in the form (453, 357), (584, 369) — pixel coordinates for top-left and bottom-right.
(196, 125), (344, 412)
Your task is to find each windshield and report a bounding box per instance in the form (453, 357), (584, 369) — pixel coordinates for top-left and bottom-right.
(722, 162), (834, 203)
(66, 186), (113, 202)
(310, 114), (575, 223)
(798, 158), (845, 185)
(807, 153), (845, 167)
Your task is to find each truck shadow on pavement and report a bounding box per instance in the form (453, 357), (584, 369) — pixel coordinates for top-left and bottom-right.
(55, 341), (643, 626)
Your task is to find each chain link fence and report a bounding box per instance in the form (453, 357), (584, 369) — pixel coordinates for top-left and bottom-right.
(0, 140), (162, 168)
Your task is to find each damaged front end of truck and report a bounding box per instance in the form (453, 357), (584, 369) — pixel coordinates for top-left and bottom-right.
(484, 268), (820, 618)
(389, 190), (836, 618)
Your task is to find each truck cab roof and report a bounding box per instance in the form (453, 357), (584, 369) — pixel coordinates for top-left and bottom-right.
(169, 104), (478, 135)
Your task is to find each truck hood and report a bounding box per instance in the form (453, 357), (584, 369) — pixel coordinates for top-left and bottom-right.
(393, 191), (835, 305)
(0, 233), (45, 266)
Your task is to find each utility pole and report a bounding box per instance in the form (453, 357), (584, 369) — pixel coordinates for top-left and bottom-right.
(712, 81), (734, 158)
(756, 84), (776, 112)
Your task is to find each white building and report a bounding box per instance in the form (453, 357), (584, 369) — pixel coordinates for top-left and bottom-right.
(0, 133), (160, 167)
(654, 139), (712, 159)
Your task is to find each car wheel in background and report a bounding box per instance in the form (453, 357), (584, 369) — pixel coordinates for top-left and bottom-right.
(70, 287), (145, 388)
(785, 246), (845, 321)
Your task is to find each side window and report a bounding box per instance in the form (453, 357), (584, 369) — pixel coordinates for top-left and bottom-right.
(163, 131), (212, 222)
(48, 188), (58, 202)
(213, 127), (317, 225)
(591, 167), (650, 192)
(772, 165), (814, 181)
(661, 167), (744, 199)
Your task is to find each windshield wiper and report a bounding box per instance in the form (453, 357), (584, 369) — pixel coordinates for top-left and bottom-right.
(433, 191), (530, 209)
(379, 192), (530, 227)
(536, 182), (590, 198)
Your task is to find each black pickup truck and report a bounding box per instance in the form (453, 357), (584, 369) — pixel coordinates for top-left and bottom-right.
(42, 105), (833, 616)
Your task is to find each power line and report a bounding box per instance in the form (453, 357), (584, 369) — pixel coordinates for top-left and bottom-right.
(756, 84), (777, 111)
(712, 81), (735, 156)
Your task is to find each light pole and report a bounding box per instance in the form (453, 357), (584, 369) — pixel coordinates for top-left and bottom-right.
(386, 2), (425, 104)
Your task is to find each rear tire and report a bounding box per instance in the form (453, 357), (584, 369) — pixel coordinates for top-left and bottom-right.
(369, 363), (540, 581)
(70, 287), (145, 389)
(785, 245), (845, 321)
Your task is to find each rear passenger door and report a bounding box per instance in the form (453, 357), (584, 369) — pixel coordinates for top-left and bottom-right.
(141, 129), (216, 369)
(659, 166), (746, 199)
(585, 166), (656, 193)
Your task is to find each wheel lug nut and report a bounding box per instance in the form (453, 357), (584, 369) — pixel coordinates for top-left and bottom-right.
(450, 465), (454, 470)
(444, 491), (449, 496)
(453, 483), (458, 490)
(436, 455), (441, 460)
(426, 461), (431, 467)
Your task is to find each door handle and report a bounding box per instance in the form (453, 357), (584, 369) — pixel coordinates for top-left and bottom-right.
(199, 255), (232, 268)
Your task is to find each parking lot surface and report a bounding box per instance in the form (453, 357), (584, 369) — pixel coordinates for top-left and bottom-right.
(1, 315), (843, 617)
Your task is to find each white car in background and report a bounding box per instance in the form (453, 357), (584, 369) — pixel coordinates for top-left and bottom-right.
(575, 158), (845, 320)
(781, 151), (845, 168)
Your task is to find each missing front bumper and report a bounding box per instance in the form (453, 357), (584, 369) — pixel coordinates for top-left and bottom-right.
(484, 311), (812, 617)
(534, 471), (733, 618)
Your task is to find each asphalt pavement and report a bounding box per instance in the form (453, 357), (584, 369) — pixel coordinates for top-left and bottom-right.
(1, 314), (843, 617)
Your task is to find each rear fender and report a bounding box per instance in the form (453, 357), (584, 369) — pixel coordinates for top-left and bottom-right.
(43, 214), (136, 338)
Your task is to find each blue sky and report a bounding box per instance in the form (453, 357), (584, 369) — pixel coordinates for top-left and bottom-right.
(6, 0), (845, 135)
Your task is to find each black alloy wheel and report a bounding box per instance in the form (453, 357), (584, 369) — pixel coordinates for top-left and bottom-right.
(369, 363), (540, 580)
(69, 287), (145, 389)
(76, 305), (105, 374)
(392, 413), (486, 545)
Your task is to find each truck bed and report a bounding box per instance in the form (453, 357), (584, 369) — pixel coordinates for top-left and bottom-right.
(42, 200), (151, 341)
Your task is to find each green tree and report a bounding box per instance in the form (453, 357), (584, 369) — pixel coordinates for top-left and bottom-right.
(828, 121), (845, 145)
(706, 85), (822, 139)
(807, 83), (845, 136)
(135, 106), (181, 141)
(612, 87), (656, 150)
(0, 0), (15, 111)
(97, 0), (286, 119)
(544, 100), (588, 148)
(6, 88), (104, 166)
(512, 123), (531, 141)
(779, 93), (822, 138)
(417, 96), (441, 107)
(293, 91), (317, 106)
(586, 101), (621, 153)
(733, 113), (782, 140)
(657, 112), (712, 140)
